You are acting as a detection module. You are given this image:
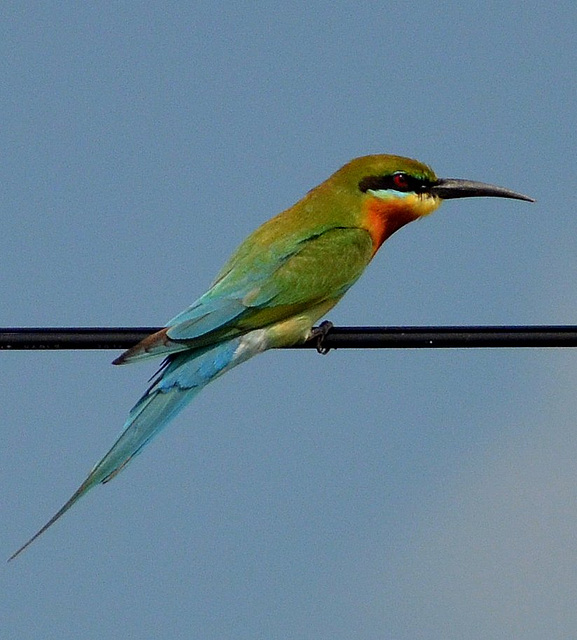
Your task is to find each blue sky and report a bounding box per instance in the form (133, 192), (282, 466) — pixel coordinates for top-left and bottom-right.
(2, 3), (577, 639)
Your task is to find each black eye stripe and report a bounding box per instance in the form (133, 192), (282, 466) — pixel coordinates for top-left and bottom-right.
(358, 173), (432, 193)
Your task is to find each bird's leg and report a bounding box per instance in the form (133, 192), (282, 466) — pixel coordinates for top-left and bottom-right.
(310, 320), (334, 354)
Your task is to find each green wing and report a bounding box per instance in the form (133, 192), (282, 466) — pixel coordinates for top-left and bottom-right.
(166, 227), (373, 344)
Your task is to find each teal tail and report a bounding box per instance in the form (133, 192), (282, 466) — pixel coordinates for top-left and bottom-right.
(10, 336), (259, 560)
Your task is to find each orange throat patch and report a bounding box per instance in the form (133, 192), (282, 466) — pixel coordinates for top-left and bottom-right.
(362, 196), (422, 253)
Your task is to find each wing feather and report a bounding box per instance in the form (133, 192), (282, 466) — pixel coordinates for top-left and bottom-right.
(117, 227), (373, 362)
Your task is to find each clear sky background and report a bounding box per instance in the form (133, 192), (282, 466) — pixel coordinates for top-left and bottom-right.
(2, 3), (577, 639)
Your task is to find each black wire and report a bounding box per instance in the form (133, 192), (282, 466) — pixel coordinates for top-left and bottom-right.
(0, 326), (576, 351)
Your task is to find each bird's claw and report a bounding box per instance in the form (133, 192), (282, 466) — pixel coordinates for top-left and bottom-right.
(311, 320), (334, 354)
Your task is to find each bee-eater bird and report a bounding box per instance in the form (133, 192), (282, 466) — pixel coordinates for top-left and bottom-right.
(10, 154), (534, 560)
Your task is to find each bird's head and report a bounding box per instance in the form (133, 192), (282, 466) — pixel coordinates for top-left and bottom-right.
(330, 154), (534, 251)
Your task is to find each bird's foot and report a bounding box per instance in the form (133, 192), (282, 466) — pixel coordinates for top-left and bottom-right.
(310, 320), (334, 354)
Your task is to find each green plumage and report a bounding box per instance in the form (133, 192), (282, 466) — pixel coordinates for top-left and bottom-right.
(11, 154), (532, 560)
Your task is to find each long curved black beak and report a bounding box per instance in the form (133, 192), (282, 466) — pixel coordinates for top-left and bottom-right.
(431, 178), (534, 202)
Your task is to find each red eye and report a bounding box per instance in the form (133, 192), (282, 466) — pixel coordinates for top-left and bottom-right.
(392, 173), (410, 190)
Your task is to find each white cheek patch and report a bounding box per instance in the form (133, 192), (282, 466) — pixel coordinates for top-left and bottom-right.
(368, 189), (441, 216)
(367, 188), (412, 200)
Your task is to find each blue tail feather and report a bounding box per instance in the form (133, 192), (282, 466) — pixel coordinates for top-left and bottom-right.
(9, 337), (251, 560)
